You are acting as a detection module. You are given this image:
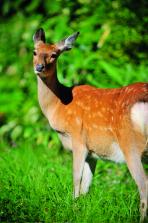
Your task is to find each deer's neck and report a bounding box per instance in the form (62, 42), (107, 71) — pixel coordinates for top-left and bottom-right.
(37, 64), (61, 119)
(37, 63), (73, 123)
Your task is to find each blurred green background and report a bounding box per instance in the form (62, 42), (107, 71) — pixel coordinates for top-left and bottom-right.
(0, 1), (148, 222)
(0, 0), (147, 144)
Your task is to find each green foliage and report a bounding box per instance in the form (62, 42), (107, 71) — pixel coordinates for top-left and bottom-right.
(0, 0), (147, 143)
(0, 0), (147, 222)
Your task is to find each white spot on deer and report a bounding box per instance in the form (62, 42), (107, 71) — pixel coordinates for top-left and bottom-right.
(102, 107), (106, 112)
(88, 114), (92, 119)
(76, 117), (81, 125)
(97, 111), (103, 117)
(77, 101), (83, 107)
(67, 110), (72, 115)
(93, 124), (98, 129)
(85, 106), (90, 111)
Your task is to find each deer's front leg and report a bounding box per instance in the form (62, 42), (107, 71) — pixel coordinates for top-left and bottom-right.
(80, 155), (97, 195)
(73, 145), (88, 198)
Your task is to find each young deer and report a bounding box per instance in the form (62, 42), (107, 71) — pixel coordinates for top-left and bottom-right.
(33, 28), (148, 222)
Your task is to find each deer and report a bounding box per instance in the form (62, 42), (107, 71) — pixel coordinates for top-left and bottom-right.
(33, 28), (148, 222)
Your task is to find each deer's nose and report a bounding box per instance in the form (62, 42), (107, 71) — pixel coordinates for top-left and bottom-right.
(36, 64), (44, 72)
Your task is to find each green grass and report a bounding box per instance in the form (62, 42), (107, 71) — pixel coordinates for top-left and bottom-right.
(0, 139), (142, 223)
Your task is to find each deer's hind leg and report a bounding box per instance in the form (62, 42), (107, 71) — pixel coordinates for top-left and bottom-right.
(119, 128), (148, 222)
(125, 149), (148, 222)
(80, 155), (97, 195)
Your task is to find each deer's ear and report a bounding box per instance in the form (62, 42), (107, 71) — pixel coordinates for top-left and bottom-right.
(57, 32), (79, 52)
(33, 28), (46, 43)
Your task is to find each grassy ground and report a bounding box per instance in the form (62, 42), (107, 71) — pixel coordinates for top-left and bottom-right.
(1, 139), (147, 222)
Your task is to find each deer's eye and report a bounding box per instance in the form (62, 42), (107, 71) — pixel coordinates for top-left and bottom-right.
(51, 53), (57, 59)
(33, 51), (37, 56)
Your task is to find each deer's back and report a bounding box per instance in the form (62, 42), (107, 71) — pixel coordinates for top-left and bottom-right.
(50, 82), (148, 157)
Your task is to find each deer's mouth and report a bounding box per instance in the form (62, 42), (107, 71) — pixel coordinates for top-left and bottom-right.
(34, 63), (53, 77)
(34, 68), (47, 78)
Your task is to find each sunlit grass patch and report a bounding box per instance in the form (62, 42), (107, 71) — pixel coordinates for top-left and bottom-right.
(0, 140), (141, 222)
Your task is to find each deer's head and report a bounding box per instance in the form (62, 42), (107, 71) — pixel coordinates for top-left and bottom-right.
(33, 28), (79, 78)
